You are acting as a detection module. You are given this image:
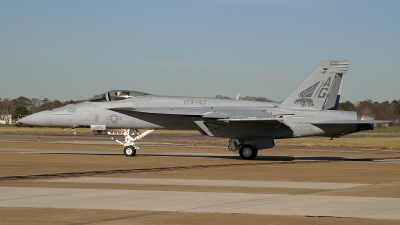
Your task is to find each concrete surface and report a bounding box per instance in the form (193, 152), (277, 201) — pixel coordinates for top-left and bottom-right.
(1, 135), (400, 224)
(43, 177), (370, 189)
(2, 186), (400, 220)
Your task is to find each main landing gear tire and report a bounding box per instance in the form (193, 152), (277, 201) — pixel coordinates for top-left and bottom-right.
(239, 144), (258, 160)
(124, 146), (136, 157)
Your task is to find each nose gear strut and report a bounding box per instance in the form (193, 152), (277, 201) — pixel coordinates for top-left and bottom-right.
(111, 128), (154, 156)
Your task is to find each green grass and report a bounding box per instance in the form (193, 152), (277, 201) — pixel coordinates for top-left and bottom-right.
(0, 125), (199, 135)
(0, 125), (92, 134)
(362, 127), (400, 133)
(2, 125), (400, 134)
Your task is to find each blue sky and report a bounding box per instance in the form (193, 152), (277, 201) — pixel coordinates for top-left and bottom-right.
(1, 0), (399, 103)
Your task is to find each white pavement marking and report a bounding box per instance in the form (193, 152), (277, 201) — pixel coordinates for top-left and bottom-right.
(1, 187), (400, 220)
(42, 177), (369, 190)
(375, 159), (400, 164)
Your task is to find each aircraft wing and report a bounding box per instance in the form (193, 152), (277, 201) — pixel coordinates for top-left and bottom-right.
(217, 118), (283, 122)
(110, 107), (284, 122)
(201, 108), (284, 123)
(312, 120), (392, 125)
(113, 107), (204, 116)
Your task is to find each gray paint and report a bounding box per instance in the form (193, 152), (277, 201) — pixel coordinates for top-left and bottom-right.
(19, 60), (390, 157)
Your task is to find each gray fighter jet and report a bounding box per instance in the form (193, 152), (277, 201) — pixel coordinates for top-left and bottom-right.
(19, 60), (390, 159)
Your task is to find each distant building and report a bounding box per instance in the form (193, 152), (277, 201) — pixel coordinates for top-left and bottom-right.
(0, 114), (12, 125)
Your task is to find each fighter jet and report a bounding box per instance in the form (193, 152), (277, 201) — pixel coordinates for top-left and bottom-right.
(19, 60), (390, 159)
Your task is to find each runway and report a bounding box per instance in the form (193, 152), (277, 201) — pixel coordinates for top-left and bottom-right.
(1, 139), (400, 224)
(2, 185), (400, 220)
(43, 177), (369, 189)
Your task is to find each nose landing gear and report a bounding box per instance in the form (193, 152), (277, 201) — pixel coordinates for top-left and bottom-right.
(112, 129), (154, 157)
(124, 145), (136, 156)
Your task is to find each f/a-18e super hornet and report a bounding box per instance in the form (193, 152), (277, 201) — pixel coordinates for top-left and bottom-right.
(19, 60), (390, 159)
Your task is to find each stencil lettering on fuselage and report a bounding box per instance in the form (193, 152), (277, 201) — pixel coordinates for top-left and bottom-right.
(292, 125), (315, 132)
(183, 100), (206, 105)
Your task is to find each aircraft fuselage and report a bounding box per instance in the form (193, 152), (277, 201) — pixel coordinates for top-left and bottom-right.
(23, 95), (365, 139)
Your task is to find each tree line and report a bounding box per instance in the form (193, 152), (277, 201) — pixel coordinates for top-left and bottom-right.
(0, 96), (84, 122)
(216, 95), (274, 102)
(216, 95), (400, 124)
(338, 99), (400, 122)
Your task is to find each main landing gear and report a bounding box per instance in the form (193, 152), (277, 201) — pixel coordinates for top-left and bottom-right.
(111, 129), (154, 157)
(238, 144), (258, 160)
(228, 138), (275, 160)
(228, 139), (258, 160)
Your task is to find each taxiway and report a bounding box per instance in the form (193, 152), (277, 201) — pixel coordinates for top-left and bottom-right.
(1, 135), (400, 224)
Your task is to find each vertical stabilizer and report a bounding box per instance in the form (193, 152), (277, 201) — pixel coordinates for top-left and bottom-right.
(326, 75), (344, 110)
(279, 60), (349, 110)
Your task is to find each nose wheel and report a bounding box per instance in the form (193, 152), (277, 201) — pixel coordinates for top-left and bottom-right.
(124, 146), (136, 157)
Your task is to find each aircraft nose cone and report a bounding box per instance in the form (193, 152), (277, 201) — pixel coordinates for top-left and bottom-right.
(18, 110), (52, 126)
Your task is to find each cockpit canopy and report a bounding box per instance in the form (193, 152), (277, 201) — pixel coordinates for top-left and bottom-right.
(89, 90), (151, 102)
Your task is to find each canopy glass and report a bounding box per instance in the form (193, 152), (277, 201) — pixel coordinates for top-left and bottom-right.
(89, 90), (150, 102)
